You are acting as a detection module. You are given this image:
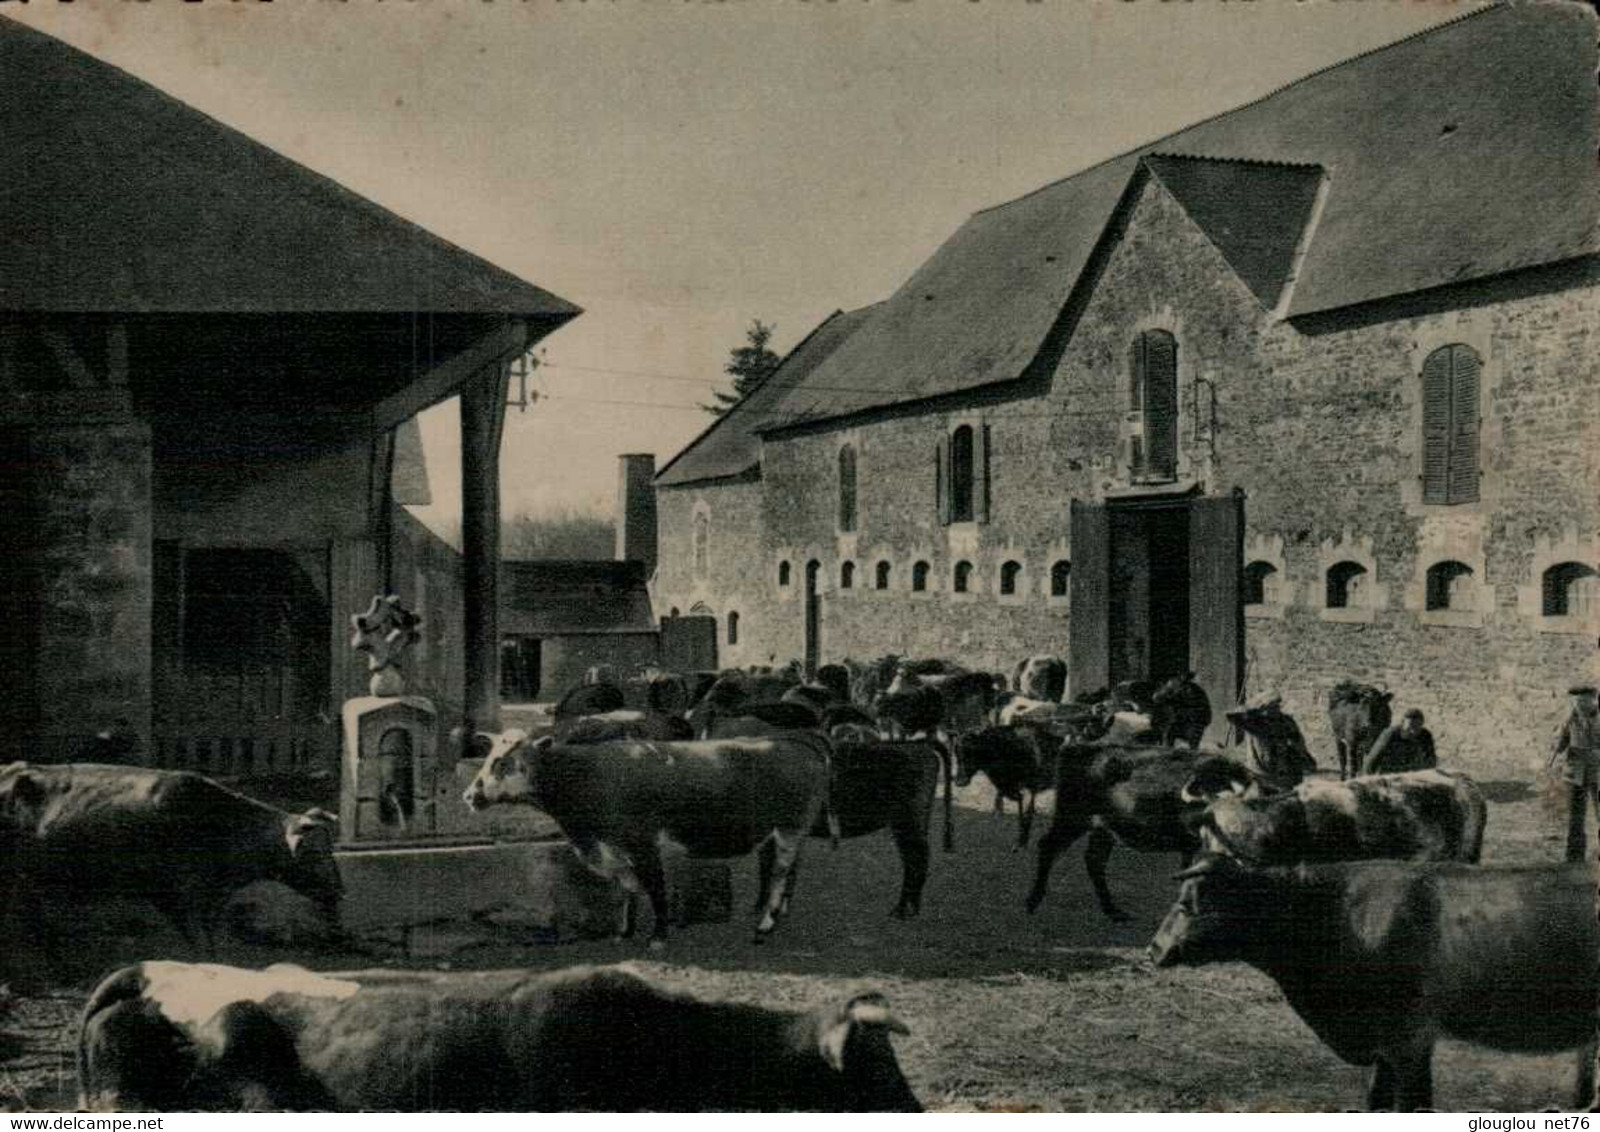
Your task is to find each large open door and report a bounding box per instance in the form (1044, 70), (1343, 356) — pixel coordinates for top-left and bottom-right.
(1189, 489), (1246, 745)
(1068, 499), (1111, 700)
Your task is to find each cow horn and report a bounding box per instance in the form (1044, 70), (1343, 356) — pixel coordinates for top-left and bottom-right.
(1178, 781), (1205, 805)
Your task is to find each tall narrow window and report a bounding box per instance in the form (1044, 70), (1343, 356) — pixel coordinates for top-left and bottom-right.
(912, 561), (931, 592)
(1129, 330), (1178, 481)
(692, 512), (710, 578)
(840, 561), (855, 590)
(1050, 560), (1071, 598)
(1000, 560), (1022, 596)
(950, 426), (976, 522)
(875, 561), (891, 591)
(1421, 344), (1481, 505)
(778, 561), (792, 587)
(727, 611), (740, 646)
(953, 561), (973, 593)
(1243, 561), (1278, 606)
(838, 445), (858, 533)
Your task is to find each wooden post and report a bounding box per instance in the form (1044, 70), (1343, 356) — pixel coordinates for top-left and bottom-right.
(460, 361), (510, 739)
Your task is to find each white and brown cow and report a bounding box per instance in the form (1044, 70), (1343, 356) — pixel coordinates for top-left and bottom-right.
(79, 961), (923, 1111)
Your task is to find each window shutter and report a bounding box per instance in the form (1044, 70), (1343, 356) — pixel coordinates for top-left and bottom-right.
(1421, 347), (1452, 504)
(1144, 332), (1178, 480)
(1129, 335), (1146, 407)
(1449, 345), (1480, 504)
(977, 423), (992, 524)
(935, 441), (949, 526)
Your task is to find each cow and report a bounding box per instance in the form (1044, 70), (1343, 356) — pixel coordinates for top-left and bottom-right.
(880, 668), (998, 739)
(79, 961), (923, 1112)
(781, 684), (839, 714)
(462, 730), (831, 946)
(1225, 695), (1317, 787)
(1328, 682), (1394, 780)
(0, 763), (341, 954)
(874, 683), (944, 741)
(557, 711), (695, 743)
(1012, 655), (1067, 703)
(1023, 744), (1261, 922)
(761, 739), (951, 917)
(553, 681), (626, 720)
(1185, 769), (1487, 867)
(953, 726), (1057, 850)
(622, 672), (694, 717)
(700, 701), (822, 740)
(1150, 672), (1212, 749)
(1149, 855), (1600, 1111)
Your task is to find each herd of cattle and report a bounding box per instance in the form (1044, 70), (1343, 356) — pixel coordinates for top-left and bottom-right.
(5, 654), (1597, 1111)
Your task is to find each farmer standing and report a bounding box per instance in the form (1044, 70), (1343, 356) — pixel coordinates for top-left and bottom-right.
(1550, 684), (1600, 862)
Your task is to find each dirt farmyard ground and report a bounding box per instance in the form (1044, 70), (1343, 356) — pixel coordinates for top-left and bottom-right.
(1, 765), (1587, 1113)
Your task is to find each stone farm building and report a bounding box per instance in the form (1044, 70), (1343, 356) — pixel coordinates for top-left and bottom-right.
(0, 19), (580, 769)
(655, 2), (1600, 767)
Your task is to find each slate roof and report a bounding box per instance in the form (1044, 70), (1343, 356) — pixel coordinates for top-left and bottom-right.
(0, 17), (580, 318)
(654, 304), (879, 487)
(759, 2), (1598, 430)
(500, 560), (656, 636)
(1142, 156), (1325, 311)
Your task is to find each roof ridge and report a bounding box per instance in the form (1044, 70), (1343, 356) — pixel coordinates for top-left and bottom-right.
(1144, 152), (1326, 172)
(971, 1), (1500, 219)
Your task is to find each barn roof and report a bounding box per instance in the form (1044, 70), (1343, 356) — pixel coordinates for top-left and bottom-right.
(1142, 156), (1325, 311)
(759, 2), (1599, 430)
(654, 304), (879, 487)
(500, 560), (656, 636)
(0, 17), (580, 318)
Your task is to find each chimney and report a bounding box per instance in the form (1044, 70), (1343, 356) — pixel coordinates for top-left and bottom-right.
(615, 453), (658, 574)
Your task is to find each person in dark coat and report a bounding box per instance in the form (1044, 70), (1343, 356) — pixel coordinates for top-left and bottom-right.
(1550, 685), (1600, 863)
(1360, 708), (1438, 776)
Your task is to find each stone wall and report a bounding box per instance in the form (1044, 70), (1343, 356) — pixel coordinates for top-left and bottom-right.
(25, 422), (153, 763)
(654, 173), (1600, 775)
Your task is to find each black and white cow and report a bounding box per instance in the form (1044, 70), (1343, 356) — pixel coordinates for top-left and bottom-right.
(79, 962), (923, 1111)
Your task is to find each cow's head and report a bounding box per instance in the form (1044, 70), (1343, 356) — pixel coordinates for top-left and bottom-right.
(1225, 695), (1285, 736)
(461, 729), (543, 812)
(812, 992), (922, 1112)
(1148, 853), (1255, 969)
(1178, 757), (1261, 805)
(1151, 671), (1198, 704)
(282, 808), (343, 913)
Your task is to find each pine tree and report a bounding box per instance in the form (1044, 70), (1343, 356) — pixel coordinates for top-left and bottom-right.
(702, 319), (781, 416)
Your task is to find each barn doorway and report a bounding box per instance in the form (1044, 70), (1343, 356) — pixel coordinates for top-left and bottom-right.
(804, 559), (821, 677)
(1070, 489), (1244, 742)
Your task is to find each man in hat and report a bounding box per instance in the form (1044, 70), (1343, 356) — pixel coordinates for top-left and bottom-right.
(1360, 708), (1438, 776)
(1550, 684), (1600, 862)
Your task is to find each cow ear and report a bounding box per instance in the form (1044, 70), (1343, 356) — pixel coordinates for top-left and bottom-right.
(819, 993), (910, 1072)
(286, 811), (337, 857)
(1381, 692), (1395, 704)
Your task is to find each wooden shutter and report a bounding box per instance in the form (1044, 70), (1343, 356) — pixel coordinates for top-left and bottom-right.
(1421, 348), (1452, 504)
(1144, 332), (1178, 480)
(977, 423), (992, 524)
(1068, 499), (1111, 700)
(1189, 490), (1245, 745)
(935, 439), (950, 526)
(1449, 346), (1480, 504)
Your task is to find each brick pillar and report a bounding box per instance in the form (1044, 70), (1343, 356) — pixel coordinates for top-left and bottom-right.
(615, 453), (658, 574)
(29, 422), (153, 763)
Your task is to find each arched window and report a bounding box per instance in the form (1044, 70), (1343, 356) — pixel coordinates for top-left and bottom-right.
(840, 561), (855, 589)
(1000, 560), (1023, 596)
(949, 426), (976, 523)
(1544, 562), (1600, 618)
(912, 561), (931, 593)
(1129, 330), (1178, 481)
(777, 561), (792, 587)
(875, 561), (892, 591)
(727, 611), (740, 645)
(953, 561), (973, 594)
(1421, 344), (1481, 505)
(838, 445), (858, 533)
(1326, 561), (1367, 610)
(1243, 561), (1278, 606)
(692, 511), (710, 578)
(1050, 560), (1071, 598)
(1425, 560), (1474, 611)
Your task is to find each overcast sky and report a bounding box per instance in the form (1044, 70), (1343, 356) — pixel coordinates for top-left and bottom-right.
(16, 0), (1473, 531)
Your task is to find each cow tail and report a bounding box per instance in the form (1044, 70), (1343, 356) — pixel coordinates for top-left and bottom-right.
(1459, 781), (1489, 864)
(818, 734), (841, 850)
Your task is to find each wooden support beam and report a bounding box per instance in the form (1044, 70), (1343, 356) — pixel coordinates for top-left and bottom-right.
(371, 320), (527, 437)
(460, 360), (509, 739)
